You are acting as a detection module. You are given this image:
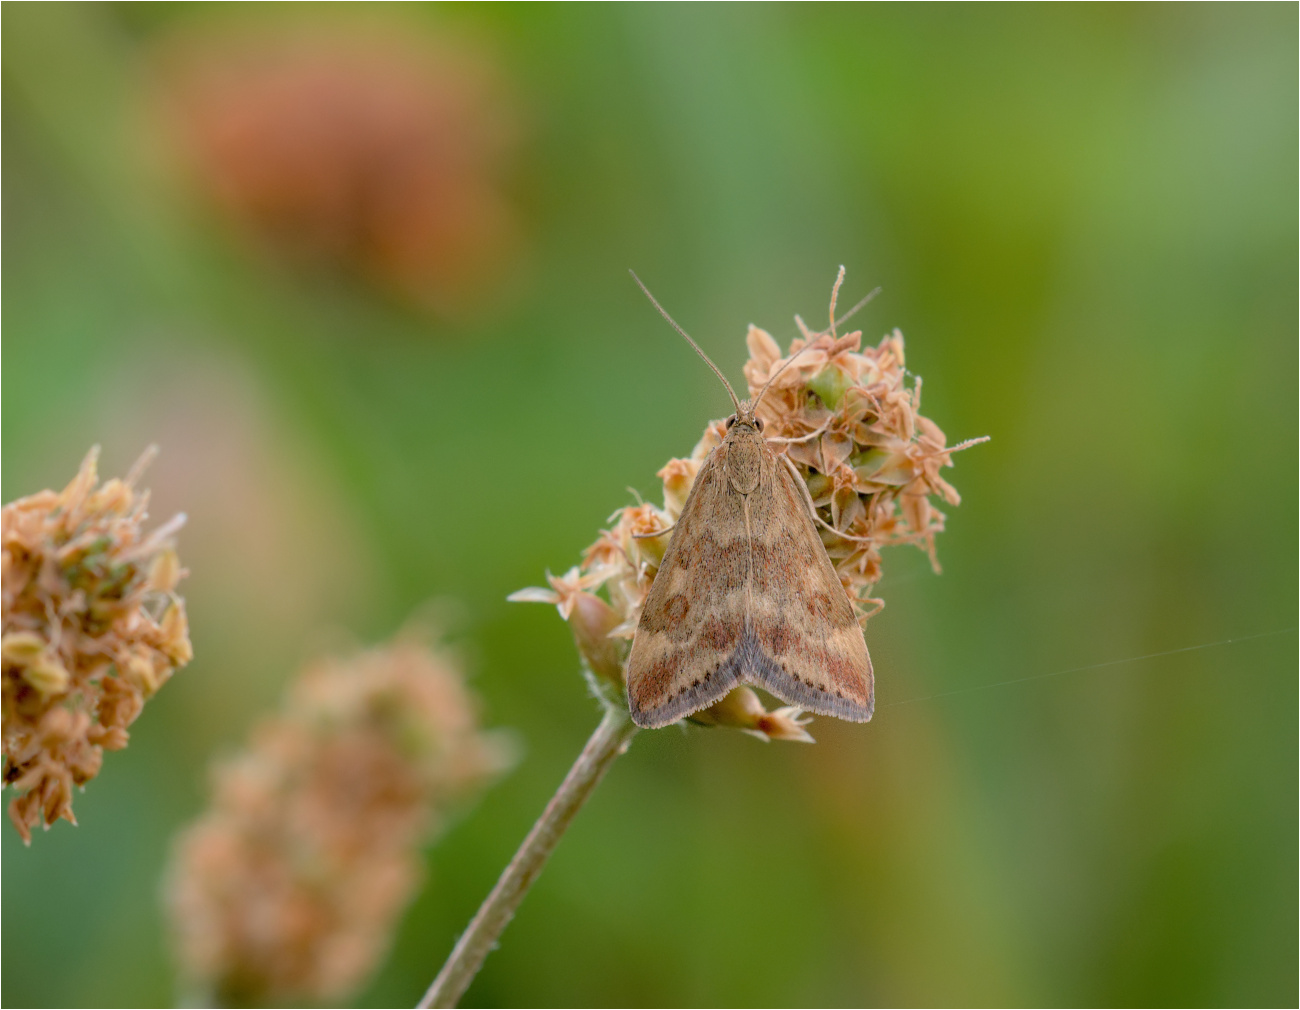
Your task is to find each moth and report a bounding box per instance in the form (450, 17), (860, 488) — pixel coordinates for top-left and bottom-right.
(625, 275), (874, 729)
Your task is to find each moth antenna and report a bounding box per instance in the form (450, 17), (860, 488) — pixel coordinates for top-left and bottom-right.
(834, 286), (881, 331)
(630, 270), (742, 416)
(752, 339), (821, 413)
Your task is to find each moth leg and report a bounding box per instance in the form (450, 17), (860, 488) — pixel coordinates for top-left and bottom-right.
(779, 454), (878, 544)
(631, 523), (675, 539)
(811, 513), (878, 543)
(766, 420), (831, 446)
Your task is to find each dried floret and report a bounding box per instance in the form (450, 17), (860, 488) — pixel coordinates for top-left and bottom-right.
(2, 447), (191, 843)
(157, 27), (520, 318)
(165, 627), (512, 1007)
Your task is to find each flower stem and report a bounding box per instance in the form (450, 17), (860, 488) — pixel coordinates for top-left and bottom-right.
(418, 704), (639, 1008)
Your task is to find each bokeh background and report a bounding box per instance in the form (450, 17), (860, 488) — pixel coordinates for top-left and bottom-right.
(3, 4), (1296, 1006)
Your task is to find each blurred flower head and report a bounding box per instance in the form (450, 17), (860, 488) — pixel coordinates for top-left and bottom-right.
(1, 446), (192, 843)
(164, 623), (513, 1007)
(512, 270), (985, 739)
(156, 25), (522, 318)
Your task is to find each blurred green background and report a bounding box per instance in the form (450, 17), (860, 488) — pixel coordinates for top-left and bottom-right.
(3, 4), (1296, 1007)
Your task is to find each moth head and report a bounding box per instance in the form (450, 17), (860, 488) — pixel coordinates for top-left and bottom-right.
(725, 403), (763, 433)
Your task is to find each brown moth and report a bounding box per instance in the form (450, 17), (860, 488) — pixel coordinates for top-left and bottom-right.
(625, 275), (873, 730)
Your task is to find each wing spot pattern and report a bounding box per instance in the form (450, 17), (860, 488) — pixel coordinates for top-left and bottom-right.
(700, 616), (739, 652)
(807, 592), (834, 620)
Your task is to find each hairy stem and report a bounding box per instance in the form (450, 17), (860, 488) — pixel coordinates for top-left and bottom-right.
(418, 704), (639, 1008)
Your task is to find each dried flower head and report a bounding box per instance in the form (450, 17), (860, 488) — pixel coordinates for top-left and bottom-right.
(157, 27), (521, 318)
(513, 270), (985, 740)
(2, 446), (191, 843)
(164, 626), (513, 1007)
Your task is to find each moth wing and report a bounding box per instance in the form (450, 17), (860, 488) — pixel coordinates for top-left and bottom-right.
(739, 451), (874, 721)
(626, 452), (748, 728)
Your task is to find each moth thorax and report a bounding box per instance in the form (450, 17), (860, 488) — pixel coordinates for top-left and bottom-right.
(723, 428), (764, 494)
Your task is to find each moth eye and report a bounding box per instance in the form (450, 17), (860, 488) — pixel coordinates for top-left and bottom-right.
(755, 417), (765, 432)
(725, 415), (736, 429)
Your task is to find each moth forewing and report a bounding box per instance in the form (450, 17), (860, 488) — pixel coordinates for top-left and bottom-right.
(625, 418), (874, 728)
(746, 451), (874, 722)
(625, 448), (748, 728)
